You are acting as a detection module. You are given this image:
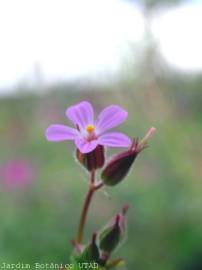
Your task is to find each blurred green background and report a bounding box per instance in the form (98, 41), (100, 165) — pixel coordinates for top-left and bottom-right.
(1, 75), (202, 270)
(0, 1), (202, 270)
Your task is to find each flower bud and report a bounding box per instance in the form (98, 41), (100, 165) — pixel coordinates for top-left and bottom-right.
(76, 145), (105, 171)
(82, 233), (100, 263)
(101, 127), (156, 186)
(99, 205), (128, 255)
(101, 139), (141, 186)
(74, 233), (100, 264)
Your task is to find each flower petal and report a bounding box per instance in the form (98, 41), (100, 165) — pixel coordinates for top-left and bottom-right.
(96, 105), (128, 133)
(98, 132), (131, 148)
(45, 124), (78, 141)
(75, 138), (98, 153)
(66, 101), (94, 129)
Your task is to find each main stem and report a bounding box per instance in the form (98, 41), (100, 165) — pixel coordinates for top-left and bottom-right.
(76, 170), (96, 243)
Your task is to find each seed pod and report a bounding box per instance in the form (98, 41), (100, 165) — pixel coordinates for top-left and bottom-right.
(101, 139), (143, 186)
(76, 145), (105, 171)
(101, 127), (156, 186)
(99, 205), (128, 255)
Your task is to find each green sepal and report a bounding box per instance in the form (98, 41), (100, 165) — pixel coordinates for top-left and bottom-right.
(80, 242), (100, 263)
(99, 224), (121, 254)
(71, 236), (100, 265)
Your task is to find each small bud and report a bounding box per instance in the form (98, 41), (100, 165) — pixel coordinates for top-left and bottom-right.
(101, 139), (141, 186)
(74, 233), (100, 264)
(101, 127), (156, 186)
(76, 145), (105, 171)
(99, 205), (128, 255)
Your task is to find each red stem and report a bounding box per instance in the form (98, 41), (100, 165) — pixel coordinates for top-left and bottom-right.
(76, 185), (94, 243)
(76, 170), (102, 243)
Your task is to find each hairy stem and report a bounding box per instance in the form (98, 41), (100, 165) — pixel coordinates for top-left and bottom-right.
(76, 170), (102, 243)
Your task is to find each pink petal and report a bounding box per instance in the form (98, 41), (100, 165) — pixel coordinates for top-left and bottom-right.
(98, 132), (131, 148)
(75, 138), (98, 154)
(96, 105), (128, 133)
(46, 124), (78, 141)
(66, 101), (94, 130)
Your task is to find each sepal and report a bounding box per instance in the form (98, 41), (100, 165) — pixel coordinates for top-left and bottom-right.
(73, 233), (100, 265)
(101, 139), (142, 186)
(76, 145), (105, 171)
(101, 127), (156, 186)
(99, 205), (129, 255)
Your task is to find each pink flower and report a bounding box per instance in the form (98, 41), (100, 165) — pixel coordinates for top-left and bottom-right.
(0, 159), (34, 189)
(45, 101), (131, 153)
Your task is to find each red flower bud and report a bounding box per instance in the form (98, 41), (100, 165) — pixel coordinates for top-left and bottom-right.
(99, 205), (129, 255)
(76, 145), (105, 171)
(101, 139), (143, 186)
(101, 127), (156, 186)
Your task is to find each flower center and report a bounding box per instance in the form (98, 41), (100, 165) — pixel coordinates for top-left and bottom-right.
(86, 124), (95, 134)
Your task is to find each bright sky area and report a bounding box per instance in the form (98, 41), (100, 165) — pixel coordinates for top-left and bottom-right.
(0, 0), (201, 95)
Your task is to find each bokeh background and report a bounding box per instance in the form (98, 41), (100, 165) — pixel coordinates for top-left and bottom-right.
(0, 0), (202, 269)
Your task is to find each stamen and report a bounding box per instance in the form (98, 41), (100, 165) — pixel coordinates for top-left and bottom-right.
(86, 124), (95, 133)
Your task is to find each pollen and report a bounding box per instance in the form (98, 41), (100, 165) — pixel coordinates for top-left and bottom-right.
(86, 124), (95, 133)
